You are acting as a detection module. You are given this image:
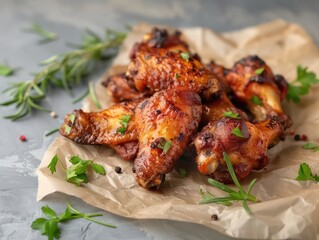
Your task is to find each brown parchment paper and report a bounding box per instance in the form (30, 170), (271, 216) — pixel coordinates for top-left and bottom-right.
(37, 20), (319, 239)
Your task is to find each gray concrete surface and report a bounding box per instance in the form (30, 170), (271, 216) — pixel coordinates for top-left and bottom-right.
(0, 0), (318, 239)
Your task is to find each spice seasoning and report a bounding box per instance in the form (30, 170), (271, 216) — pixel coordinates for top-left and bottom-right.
(115, 166), (122, 174)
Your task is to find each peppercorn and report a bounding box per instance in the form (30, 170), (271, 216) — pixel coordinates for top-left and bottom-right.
(115, 166), (122, 174)
(132, 167), (136, 173)
(19, 135), (27, 142)
(211, 214), (218, 221)
(294, 134), (300, 141)
(300, 134), (308, 141)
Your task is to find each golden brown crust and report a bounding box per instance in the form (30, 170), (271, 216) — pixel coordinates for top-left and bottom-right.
(134, 89), (202, 189)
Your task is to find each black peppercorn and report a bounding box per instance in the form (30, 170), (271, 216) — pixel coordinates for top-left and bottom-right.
(211, 214), (218, 221)
(294, 134), (300, 141)
(115, 166), (122, 174)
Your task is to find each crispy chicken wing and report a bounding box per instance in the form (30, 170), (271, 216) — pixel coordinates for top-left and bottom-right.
(225, 55), (292, 128)
(102, 73), (146, 103)
(194, 116), (284, 183)
(134, 89), (202, 189)
(126, 47), (221, 101)
(60, 99), (142, 160)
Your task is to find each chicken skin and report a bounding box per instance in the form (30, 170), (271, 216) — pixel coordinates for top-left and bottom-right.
(59, 99), (142, 160)
(126, 47), (221, 101)
(194, 116), (284, 183)
(134, 89), (202, 189)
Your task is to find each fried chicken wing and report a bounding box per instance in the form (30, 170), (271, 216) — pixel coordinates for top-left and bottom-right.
(102, 73), (146, 103)
(194, 116), (284, 183)
(134, 89), (202, 189)
(126, 47), (221, 101)
(225, 55), (292, 128)
(130, 28), (189, 60)
(59, 99), (142, 160)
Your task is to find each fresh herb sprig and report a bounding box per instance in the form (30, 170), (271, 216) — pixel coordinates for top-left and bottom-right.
(48, 154), (106, 186)
(25, 23), (57, 44)
(1, 29), (126, 120)
(287, 65), (319, 103)
(295, 162), (319, 182)
(32, 203), (116, 240)
(199, 152), (259, 214)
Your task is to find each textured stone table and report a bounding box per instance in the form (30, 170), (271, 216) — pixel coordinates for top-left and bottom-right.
(1, 0), (318, 239)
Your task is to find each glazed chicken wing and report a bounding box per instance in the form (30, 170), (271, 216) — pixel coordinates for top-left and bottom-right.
(225, 55), (292, 128)
(134, 89), (202, 189)
(126, 47), (221, 101)
(60, 99), (142, 160)
(194, 116), (284, 183)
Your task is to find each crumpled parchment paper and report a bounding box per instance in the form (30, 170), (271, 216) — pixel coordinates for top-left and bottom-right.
(37, 19), (319, 239)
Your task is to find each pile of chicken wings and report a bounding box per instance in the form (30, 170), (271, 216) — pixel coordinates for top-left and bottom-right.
(60, 28), (292, 190)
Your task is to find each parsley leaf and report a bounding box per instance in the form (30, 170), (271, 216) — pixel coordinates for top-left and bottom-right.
(174, 73), (179, 79)
(69, 114), (76, 124)
(32, 203), (116, 240)
(255, 67), (264, 75)
(117, 114), (132, 135)
(47, 154), (59, 174)
(295, 163), (319, 182)
(180, 52), (190, 61)
(286, 65), (319, 103)
(303, 143), (319, 152)
(231, 127), (244, 138)
(223, 111), (241, 119)
(64, 125), (71, 135)
(0, 64), (15, 76)
(177, 168), (188, 178)
(47, 155), (106, 186)
(250, 95), (263, 106)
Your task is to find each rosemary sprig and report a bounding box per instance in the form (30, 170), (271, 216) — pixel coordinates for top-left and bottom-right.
(25, 23), (57, 44)
(1, 29), (126, 120)
(199, 152), (259, 214)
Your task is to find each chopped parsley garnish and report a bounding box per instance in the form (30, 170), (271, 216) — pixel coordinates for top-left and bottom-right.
(286, 65), (319, 103)
(177, 168), (188, 177)
(117, 114), (132, 135)
(64, 125), (71, 135)
(223, 111), (241, 119)
(250, 95), (263, 106)
(180, 52), (190, 62)
(157, 138), (172, 154)
(231, 126), (244, 138)
(255, 67), (264, 75)
(69, 114), (76, 124)
(174, 73), (179, 79)
(295, 162), (319, 182)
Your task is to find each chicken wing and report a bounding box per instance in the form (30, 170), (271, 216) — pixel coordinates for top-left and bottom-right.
(59, 99), (142, 160)
(126, 47), (221, 101)
(225, 55), (292, 128)
(134, 89), (202, 189)
(194, 116), (284, 183)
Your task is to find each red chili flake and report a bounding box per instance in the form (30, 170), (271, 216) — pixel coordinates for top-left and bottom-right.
(300, 134), (308, 141)
(19, 135), (27, 142)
